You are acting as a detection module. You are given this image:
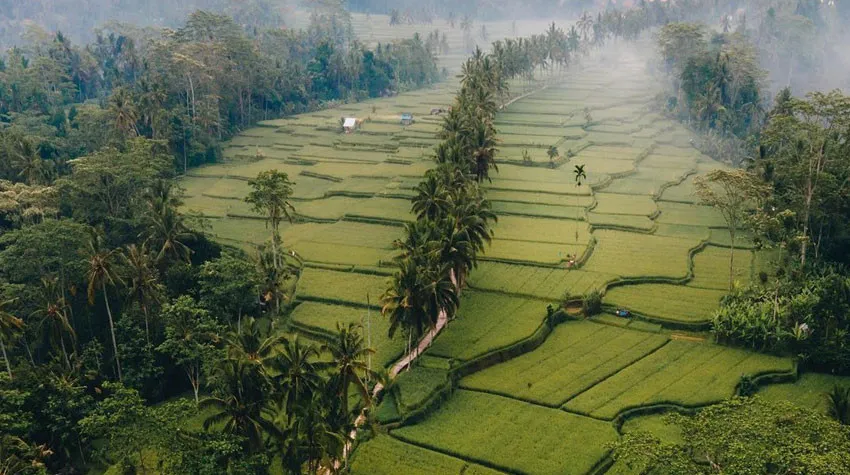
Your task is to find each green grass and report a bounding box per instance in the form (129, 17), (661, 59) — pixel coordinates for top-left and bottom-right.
(466, 262), (616, 300)
(289, 301), (404, 368)
(296, 268), (387, 307)
(428, 292), (546, 362)
(461, 321), (669, 406)
(350, 435), (504, 475)
(604, 284), (727, 324)
(564, 341), (793, 419)
(757, 372), (850, 413)
(583, 230), (700, 279)
(392, 390), (618, 475)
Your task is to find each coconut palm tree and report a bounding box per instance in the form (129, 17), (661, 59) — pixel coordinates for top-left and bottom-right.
(468, 120), (498, 183)
(268, 336), (322, 418)
(574, 164), (587, 187)
(142, 188), (193, 265)
(381, 254), (459, 357)
(411, 174), (449, 221)
(438, 218), (475, 290)
(8, 135), (52, 185)
(573, 164), (587, 243)
(86, 234), (124, 381)
(450, 187), (496, 260)
(33, 277), (76, 369)
(0, 300), (23, 380)
(321, 323), (376, 416)
(200, 358), (277, 452)
(225, 316), (285, 368)
(108, 87), (139, 137)
(121, 243), (162, 345)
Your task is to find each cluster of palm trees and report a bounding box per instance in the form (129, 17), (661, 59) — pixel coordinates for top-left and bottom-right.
(0, 181), (193, 382)
(200, 319), (376, 474)
(485, 7), (671, 92)
(381, 46), (503, 358)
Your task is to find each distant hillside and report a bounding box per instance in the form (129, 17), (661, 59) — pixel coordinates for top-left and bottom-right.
(0, 0), (293, 49)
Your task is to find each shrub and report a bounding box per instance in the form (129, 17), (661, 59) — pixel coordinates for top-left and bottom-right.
(738, 374), (757, 397)
(582, 290), (603, 316)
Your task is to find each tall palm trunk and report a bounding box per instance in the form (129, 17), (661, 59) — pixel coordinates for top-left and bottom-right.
(1, 338), (12, 380)
(59, 333), (71, 370)
(142, 304), (151, 345)
(103, 282), (122, 381)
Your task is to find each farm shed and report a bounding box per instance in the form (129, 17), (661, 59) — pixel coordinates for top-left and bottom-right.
(343, 117), (359, 133)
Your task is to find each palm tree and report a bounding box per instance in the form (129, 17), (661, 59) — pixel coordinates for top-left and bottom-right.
(322, 323), (376, 417)
(267, 336), (322, 418)
(8, 135), (52, 185)
(108, 87), (139, 137)
(468, 120), (498, 183)
(86, 234), (124, 381)
(225, 317), (285, 368)
(142, 183), (193, 265)
(438, 218), (475, 290)
(574, 164), (587, 187)
(573, 165), (587, 243)
(200, 358), (277, 452)
(0, 300), (23, 380)
(33, 277), (76, 369)
(450, 186), (497, 262)
(381, 255), (459, 358)
(827, 385), (850, 425)
(121, 243), (162, 345)
(411, 174), (449, 221)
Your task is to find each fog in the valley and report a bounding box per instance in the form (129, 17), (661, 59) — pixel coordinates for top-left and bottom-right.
(2, 0), (849, 95)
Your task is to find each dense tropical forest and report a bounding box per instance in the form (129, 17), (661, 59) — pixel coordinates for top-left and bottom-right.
(1, 0), (850, 474)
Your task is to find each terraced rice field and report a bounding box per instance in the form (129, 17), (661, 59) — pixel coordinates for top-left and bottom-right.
(392, 390), (619, 475)
(563, 340), (793, 419)
(187, 36), (812, 474)
(461, 321), (670, 406)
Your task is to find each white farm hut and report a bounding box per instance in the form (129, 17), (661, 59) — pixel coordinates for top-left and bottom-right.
(343, 117), (358, 133)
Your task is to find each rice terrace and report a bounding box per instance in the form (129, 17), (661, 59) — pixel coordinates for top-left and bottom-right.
(175, 10), (848, 475)
(3, 1), (850, 474)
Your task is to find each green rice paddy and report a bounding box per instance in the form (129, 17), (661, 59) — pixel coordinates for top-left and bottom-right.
(183, 36), (817, 475)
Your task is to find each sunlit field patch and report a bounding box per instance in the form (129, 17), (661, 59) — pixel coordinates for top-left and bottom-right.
(564, 341), (793, 419)
(428, 292), (546, 361)
(392, 390), (619, 475)
(461, 320), (669, 406)
(603, 284), (728, 324)
(350, 435), (504, 475)
(466, 262), (616, 300)
(583, 230), (700, 278)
